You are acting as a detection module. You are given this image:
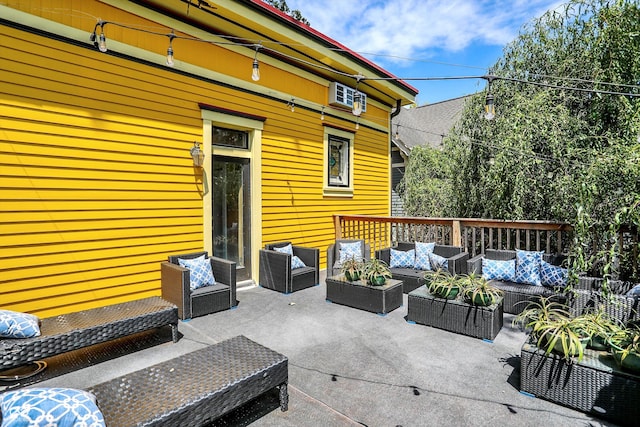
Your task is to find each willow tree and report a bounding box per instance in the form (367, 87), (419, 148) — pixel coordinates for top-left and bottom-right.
(405, 0), (640, 279)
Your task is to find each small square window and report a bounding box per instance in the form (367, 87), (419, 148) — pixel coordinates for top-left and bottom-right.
(328, 135), (349, 187)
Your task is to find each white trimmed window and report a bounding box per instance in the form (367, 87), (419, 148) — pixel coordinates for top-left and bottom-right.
(323, 125), (354, 197)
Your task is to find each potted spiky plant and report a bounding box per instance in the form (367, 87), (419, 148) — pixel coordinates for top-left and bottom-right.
(341, 256), (363, 282)
(460, 273), (503, 306)
(427, 270), (461, 300)
(514, 297), (591, 362)
(362, 258), (392, 286)
(608, 324), (640, 373)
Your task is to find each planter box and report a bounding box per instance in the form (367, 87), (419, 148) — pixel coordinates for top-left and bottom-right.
(407, 285), (503, 340)
(325, 275), (403, 315)
(520, 341), (640, 425)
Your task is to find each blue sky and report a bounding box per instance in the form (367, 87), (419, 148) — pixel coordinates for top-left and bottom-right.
(285, 0), (562, 105)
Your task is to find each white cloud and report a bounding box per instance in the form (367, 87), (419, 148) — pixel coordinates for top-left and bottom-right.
(285, 0), (560, 62)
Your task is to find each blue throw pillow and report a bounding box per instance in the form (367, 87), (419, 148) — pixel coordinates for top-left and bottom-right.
(273, 243), (293, 256)
(627, 284), (640, 297)
(0, 310), (41, 339)
(339, 241), (362, 264)
(482, 258), (516, 281)
(0, 388), (106, 427)
(540, 260), (568, 288)
(291, 255), (306, 269)
(390, 249), (415, 268)
(414, 242), (436, 270)
(428, 252), (449, 272)
(514, 250), (543, 286)
(178, 254), (216, 291)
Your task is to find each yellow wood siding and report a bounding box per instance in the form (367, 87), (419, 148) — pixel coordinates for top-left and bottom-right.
(0, 3), (393, 317)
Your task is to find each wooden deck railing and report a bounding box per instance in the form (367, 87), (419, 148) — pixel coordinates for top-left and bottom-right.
(333, 214), (574, 257)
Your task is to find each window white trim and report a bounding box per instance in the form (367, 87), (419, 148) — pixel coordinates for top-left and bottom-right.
(323, 126), (354, 197)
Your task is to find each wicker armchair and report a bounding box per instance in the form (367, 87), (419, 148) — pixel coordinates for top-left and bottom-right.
(259, 242), (320, 294)
(326, 239), (371, 278)
(161, 251), (237, 320)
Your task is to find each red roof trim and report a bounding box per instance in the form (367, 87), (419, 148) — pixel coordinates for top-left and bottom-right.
(246, 0), (418, 96)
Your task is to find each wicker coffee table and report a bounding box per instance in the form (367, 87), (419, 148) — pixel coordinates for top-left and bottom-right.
(520, 341), (640, 425)
(407, 285), (503, 340)
(325, 275), (403, 315)
(87, 335), (288, 426)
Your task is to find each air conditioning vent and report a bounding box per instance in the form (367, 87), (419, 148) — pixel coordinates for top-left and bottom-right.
(328, 82), (367, 112)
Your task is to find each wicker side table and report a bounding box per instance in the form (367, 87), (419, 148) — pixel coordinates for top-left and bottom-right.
(407, 285), (503, 341)
(88, 335), (288, 427)
(325, 275), (403, 315)
(520, 341), (640, 425)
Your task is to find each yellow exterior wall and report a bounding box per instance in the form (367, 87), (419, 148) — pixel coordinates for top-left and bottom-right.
(0, 1), (395, 317)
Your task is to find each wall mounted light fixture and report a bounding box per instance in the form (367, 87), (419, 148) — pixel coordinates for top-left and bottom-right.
(190, 141), (205, 167)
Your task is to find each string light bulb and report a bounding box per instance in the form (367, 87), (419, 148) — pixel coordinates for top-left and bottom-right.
(320, 106), (325, 121)
(352, 92), (363, 116)
(484, 75), (496, 120)
(251, 44), (262, 81)
(352, 74), (364, 116)
(166, 31), (176, 67)
(484, 93), (495, 120)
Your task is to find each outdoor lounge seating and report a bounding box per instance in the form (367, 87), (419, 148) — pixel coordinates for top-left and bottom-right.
(161, 251), (237, 320)
(259, 242), (320, 293)
(0, 296), (178, 373)
(326, 239), (371, 277)
(376, 242), (469, 293)
(86, 335), (288, 426)
(467, 249), (566, 314)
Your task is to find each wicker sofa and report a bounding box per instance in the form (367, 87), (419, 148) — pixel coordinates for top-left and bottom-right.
(376, 242), (469, 294)
(467, 249), (567, 314)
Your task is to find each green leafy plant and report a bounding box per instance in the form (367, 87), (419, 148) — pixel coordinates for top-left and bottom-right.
(340, 256), (363, 282)
(460, 273), (503, 306)
(362, 258), (392, 286)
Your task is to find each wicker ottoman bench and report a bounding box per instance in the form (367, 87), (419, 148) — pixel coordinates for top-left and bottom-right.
(87, 335), (289, 426)
(1, 296), (178, 374)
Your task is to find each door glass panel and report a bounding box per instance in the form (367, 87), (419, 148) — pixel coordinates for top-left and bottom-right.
(212, 156), (250, 281)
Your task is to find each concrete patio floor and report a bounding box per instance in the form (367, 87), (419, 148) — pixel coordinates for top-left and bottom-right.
(33, 272), (619, 426)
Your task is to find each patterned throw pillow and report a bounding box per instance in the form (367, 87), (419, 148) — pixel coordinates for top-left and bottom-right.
(178, 254), (216, 291)
(482, 258), (516, 281)
(627, 284), (640, 297)
(0, 310), (41, 339)
(390, 249), (415, 268)
(0, 388), (106, 427)
(338, 241), (362, 264)
(428, 252), (449, 272)
(540, 260), (568, 288)
(291, 255), (306, 269)
(514, 250), (543, 286)
(414, 242), (436, 270)
(273, 243), (293, 256)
